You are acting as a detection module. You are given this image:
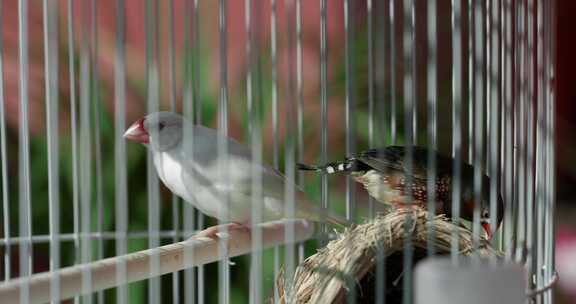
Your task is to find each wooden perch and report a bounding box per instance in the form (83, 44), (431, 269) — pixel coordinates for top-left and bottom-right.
(0, 219), (315, 304)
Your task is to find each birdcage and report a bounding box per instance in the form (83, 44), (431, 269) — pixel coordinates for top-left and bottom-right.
(0, 0), (557, 303)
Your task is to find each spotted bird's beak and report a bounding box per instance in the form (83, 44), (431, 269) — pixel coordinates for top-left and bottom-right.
(481, 222), (493, 240)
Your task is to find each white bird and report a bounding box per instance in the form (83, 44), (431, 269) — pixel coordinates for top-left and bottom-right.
(124, 112), (348, 229)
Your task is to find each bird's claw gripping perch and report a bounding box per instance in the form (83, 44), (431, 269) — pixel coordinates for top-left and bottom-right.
(193, 222), (251, 240)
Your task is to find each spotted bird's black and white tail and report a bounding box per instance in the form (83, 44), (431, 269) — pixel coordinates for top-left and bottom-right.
(297, 158), (359, 175)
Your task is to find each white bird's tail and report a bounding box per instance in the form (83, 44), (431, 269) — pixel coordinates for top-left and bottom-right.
(294, 199), (352, 227)
(325, 213), (351, 227)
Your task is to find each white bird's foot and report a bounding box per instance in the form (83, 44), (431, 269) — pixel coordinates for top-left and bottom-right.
(192, 223), (250, 267)
(194, 226), (221, 239)
(194, 222), (251, 240)
(229, 222), (252, 234)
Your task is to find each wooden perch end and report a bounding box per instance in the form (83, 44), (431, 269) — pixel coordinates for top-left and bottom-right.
(276, 209), (502, 304)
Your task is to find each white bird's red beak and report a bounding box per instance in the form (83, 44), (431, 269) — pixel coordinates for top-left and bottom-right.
(124, 118), (150, 144)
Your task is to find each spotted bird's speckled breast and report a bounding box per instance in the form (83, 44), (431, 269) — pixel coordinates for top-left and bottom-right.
(352, 170), (450, 213)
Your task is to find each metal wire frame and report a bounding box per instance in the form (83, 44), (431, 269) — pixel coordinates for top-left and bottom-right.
(402, 1), (416, 303)
(0, 0), (558, 303)
(113, 0), (128, 302)
(42, 1), (60, 302)
(451, 0), (464, 264)
(374, 3), (388, 303)
(144, 1), (162, 303)
(282, 0), (297, 301)
(182, 0), (203, 303)
(17, 1), (32, 303)
(79, 1), (93, 302)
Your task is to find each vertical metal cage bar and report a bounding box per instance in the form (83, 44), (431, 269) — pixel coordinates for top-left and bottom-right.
(535, 0), (546, 299)
(283, 0), (297, 300)
(182, 0), (194, 301)
(550, 1), (557, 301)
(247, 0), (264, 302)
(503, 0), (514, 260)
(510, 0), (519, 262)
(319, 0), (329, 242)
(516, 0), (527, 263)
(344, 2), (357, 300)
(472, 0), (485, 251)
(182, 0), (194, 300)
(402, 0), (416, 302)
(66, 2), (81, 290)
(17, 0), (32, 289)
(246, 0), (253, 137)
(168, 0), (177, 115)
(450, 0), (463, 263)
(547, 2), (555, 301)
(113, 0), (128, 302)
(68, 0), (79, 298)
(535, 1), (555, 296)
(426, 0), (438, 256)
(144, 0), (161, 302)
(166, 0), (182, 303)
(217, 1), (231, 303)
(89, 3), (105, 303)
(389, 0), (397, 144)
(270, 0), (281, 302)
(193, 0), (202, 125)
(270, 0), (279, 174)
(485, 0), (490, 179)
(526, 3), (535, 275)
(367, 0), (375, 219)
(513, 0), (519, 263)
(193, 1), (204, 301)
(43, 0), (60, 301)
(375, 2), (387, 302)
(0, 0), (10, 283)
(17, 0), (32, 300)
(526, 0), (536, 286)
(523, 0), (532, 284)
(166, 1), (180, 303)
(467, 0), (474, 165)
(376, 1), (386, 148)
(499, 0), (506, 248)
(489, 0), (501, 251)
(544, 1), (556, 302)
(79, 0), (93, 301)
(486, 0), (491, 245)
(295, 0), (305, 266)
(182, 0), (199, 302)
(295, 0), (304, 193)
(410, 0), (417, 147)
(344, 0), (356, 222)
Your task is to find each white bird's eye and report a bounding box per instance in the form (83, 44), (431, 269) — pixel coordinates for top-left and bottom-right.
(482, 210), (489, 218)
(158, 122), (166, 131)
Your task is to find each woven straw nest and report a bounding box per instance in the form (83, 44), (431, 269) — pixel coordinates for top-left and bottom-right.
(276, 209), (501, 304)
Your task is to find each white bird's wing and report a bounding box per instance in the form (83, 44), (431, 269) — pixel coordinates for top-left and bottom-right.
(175, 124), (348, 226)
(232, 163), (350, 226)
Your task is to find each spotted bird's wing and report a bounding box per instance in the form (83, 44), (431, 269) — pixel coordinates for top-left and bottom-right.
(357, 146), (455, 180)
(356, 147), (425, 179)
